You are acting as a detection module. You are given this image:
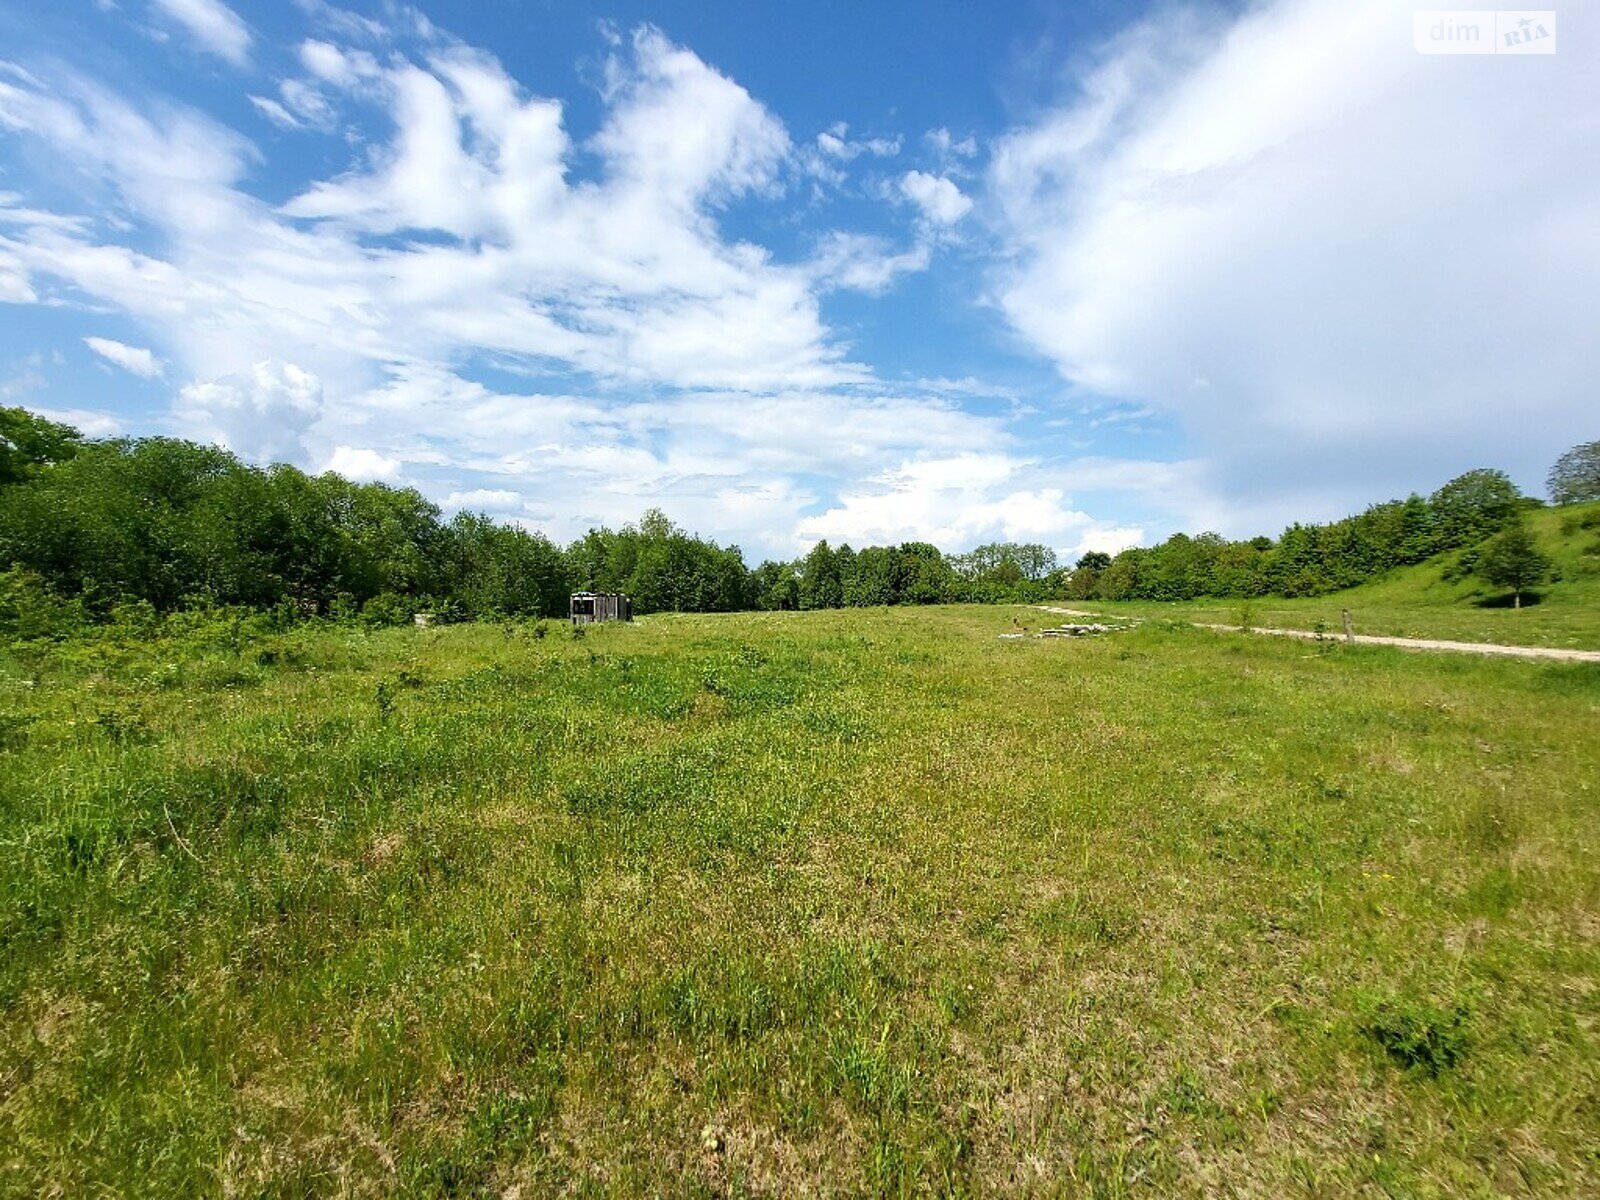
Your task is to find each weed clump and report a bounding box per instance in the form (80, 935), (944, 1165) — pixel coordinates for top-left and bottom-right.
(1464, 795), (1522, 851)
(1359, 993), (1471, 1076)
(92, 705), (151, 745)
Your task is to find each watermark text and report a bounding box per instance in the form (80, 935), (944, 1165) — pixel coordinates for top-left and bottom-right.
(1414, 10), (1556, 54)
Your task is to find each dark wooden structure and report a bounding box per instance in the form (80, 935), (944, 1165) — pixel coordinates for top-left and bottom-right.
(570, 591), (632, 624)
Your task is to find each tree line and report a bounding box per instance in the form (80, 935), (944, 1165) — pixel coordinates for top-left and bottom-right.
(1, 407), (1595, 634)
(0, 408), (1071, 631)
(1062, 466), (1585, 602)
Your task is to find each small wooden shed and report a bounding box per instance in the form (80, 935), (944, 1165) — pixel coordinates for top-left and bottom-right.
(570, 592), (632, 624)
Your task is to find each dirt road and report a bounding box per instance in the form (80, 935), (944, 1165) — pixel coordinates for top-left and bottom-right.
(1033, 607), (1600, 664)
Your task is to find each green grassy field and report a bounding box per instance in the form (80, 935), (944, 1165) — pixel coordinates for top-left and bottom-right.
(1077, 502), (1600, 651)
(2, 607), (1598, 1196)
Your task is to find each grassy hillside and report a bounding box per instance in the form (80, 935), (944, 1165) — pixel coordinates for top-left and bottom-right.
(2, 608), (1597, 1195)
(1081, 501), (1600, 649)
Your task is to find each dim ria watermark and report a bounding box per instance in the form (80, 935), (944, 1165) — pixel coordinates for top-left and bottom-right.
(1415, 10), (1556, 53)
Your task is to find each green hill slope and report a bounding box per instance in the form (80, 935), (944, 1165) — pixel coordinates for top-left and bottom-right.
(1080, 501), (1600, 650)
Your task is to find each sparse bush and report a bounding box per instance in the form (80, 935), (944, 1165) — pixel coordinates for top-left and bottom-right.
(92, 705), (151, 746)
(0, 568), (87, 640)
(361, 591), (413, 628)
(108, 599), (160, 639)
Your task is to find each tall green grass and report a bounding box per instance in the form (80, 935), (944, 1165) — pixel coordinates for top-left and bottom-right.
(2, 607), (1597, 1195)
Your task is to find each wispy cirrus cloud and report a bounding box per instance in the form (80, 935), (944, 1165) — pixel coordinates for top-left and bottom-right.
(149, 0), (253, 66)
(84, 336), (165, 379)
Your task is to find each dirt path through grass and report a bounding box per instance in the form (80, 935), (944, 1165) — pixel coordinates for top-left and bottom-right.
(1035, 606), (1600, 663)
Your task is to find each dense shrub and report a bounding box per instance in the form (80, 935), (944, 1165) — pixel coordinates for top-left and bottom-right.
(0, 567), (88, 640)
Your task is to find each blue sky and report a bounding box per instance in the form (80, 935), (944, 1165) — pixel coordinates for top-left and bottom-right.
(0, 1), (1592, 561)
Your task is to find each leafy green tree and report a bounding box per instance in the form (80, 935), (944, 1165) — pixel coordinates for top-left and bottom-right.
(1063, 552), (1102, 600)
(447, 512), (570, 618)
(954, 542), (1056, 583)
(1394, 495), (1436, 562)
(948, 542), (1058, 602)
(332, 480), (447, 602)
(988, 558), (1025, 588)
(563, 509), (750, 615)
(262, 464), (347, 613)
(1547, 440), (1600, 505)
(752, 560), (799, 610)
(1211, 540), (1269, 598)
(833, 544), (857, 600)
(1477, 520), (1551, 608)
(0, 410), (1569, 626)
(1429, 469), (1520, 549)
(618, 513), (679, 612)
(0, 437), (251, 610)
(0, 407), (83, 485)
(1012, 543), (1058, 582)
(798, 540), (842, 609)
(844, 546), (897, 605)
(565, 527), (622, 593)
(1094, 550), (1141, 600)
(704, 544), (754, 612)
(1267, 524), (1329, 597)
(896, 542), (951, 604)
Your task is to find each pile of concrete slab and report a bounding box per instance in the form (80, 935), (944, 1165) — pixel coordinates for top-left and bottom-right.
(998, 622), (1132, 640)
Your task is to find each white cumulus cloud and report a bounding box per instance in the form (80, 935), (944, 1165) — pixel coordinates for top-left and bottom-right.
(324, 445), (401, 482)
(442, 488), (522, 511)
(0, 17), (1065, 558)
(816, 122), (901, 161)
(31, 406), (125, 437)
(989, 0), (1600, 529)
(797, 453), (1142, 561)
(174, 361), (323, 464)
(925, 127), (977, 159)
(900, 170), (972, 227)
